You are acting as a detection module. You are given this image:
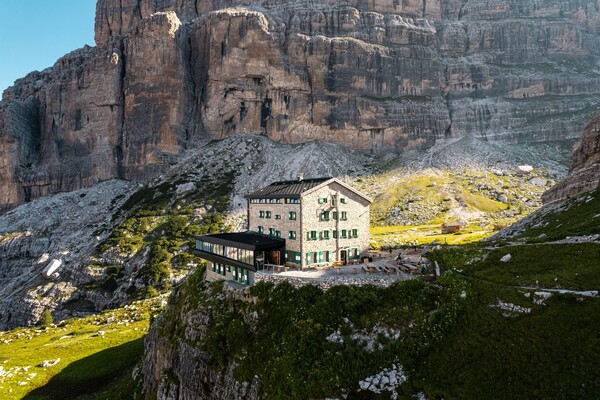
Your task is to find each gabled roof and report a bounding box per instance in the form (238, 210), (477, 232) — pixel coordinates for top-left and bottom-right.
(245, 177), (333, 199)
(303, 177), (373, 203)
(245, 177), (372, 203)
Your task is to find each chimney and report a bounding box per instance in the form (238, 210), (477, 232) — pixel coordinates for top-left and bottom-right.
(297, 173), (304, 181)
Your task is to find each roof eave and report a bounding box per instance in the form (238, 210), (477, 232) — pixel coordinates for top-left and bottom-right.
(302, 178), (373, 203)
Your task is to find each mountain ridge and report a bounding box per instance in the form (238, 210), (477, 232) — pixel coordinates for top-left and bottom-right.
(2, 0), (600, 212)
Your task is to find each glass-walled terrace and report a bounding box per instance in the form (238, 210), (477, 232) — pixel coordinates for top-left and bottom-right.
(195, 240), (254, 265)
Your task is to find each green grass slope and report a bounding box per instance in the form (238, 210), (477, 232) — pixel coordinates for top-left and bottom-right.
(0, 297), (163, 400)
(493, 186), (600, 243)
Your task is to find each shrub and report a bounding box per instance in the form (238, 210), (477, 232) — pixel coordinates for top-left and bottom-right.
(40, 308), (53, 327)
(138, 286), (159, 299)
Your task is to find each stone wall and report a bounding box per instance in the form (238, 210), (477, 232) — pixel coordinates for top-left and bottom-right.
(300, 181), (371, 268)
(248, 201), (301, 252)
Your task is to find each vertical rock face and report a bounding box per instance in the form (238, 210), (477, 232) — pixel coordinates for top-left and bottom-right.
(543, 112), (600, 202)
(120, 11), (194, 179)
(2, 0), (600, 211)
(0, 44), (124, 212)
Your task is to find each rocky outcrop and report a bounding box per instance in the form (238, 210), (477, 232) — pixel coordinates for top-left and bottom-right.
(543, 111), (600, 202)
(3, 0), (600, 211)
(142, 285), (262, 400)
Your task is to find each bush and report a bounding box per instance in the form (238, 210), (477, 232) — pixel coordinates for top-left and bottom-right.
(41, 308), (53, 327)
(138, 286), (159, 299)
(166, 216), (189, 238)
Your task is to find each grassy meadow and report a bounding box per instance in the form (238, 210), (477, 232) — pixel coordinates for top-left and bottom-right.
(0, 297), (164, 399)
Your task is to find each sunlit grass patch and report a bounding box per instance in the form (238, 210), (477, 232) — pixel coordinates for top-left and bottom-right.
(0, 297), (164, 399)
(370, 224), (495, 248)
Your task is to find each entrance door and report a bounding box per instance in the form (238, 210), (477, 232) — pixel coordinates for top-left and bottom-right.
(340, 250), (347, 266)
(270, 250), (280, 265)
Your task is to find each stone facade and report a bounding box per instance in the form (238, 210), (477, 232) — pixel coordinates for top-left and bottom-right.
(247, 178), (371, 268)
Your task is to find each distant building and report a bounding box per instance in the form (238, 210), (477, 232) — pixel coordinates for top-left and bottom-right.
(194, 177), (372, 285)
(441, 221), (464, 234)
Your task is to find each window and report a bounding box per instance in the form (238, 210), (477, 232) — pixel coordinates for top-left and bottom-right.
(259, 211), (265, 218)
(322, 230), (330, 240)
(308, 230), (318, 241)
(289, 230), (297, 240)
(266, 211), (272, 219)
(269, 228), (275, 237)
(340, 198), (347, 204)
(275, 230), (281, 238)
(352, 228), (358, 238)
(331, 195), (337, 206)
(318, 197), (327, 204)
(289, 211), (297, 220)
(341, 229), (348, 238)
(259, 199), (265, 204)
(341, 211), (348, 220)
(320, 211), (330, 221)
(333, 230), (338, 239)
(258, 226), (263, 234)
(332, 211), (338, 220)
(287, 198), (300, 204)
(275, 214), (281, 220)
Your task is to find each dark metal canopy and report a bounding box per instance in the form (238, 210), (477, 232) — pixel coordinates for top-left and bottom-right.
(195, 232), (285, 251)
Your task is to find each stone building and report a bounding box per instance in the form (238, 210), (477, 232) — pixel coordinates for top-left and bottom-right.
(194, 177), (372, 285)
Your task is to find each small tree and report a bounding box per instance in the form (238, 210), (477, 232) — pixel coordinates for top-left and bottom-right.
(41, 308), (53, 327)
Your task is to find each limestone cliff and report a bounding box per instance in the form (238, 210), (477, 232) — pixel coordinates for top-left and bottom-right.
(543, 111), (600, 202)
(3, 0), (600, 211)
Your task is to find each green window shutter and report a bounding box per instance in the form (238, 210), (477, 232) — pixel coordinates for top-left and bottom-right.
(318, 251), (323, 263)
(306, 252), (311, 264)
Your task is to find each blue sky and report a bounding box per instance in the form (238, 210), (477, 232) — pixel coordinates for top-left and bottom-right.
(0, 1), (97, 93)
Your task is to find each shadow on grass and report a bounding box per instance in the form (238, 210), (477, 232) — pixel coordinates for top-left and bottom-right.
(24, 337), (144, 400)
